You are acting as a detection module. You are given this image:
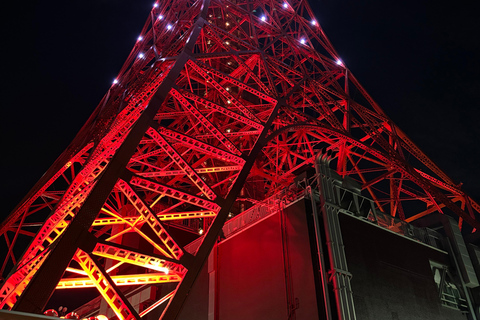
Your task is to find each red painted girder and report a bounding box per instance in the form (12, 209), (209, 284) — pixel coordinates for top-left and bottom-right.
(231, 54), (275, 96)
(191, 59), (277, 104)
(194, 130), (260, 139)
(0, 142), (93, 236)
(281, 123), (480, 228)
(200, 25), (275, 94)
(303, 84), (344, 130)
(415, 169), (462, 195)
(170, 88), (241, 155)
(390, 179), (405, 219)
(399, 129), (455, 185)
(129, 176), (219, 212)
(0, 251), (49, 308)
(124, 62), (174, 113)
(146, 127), (217, 200)
(347, 72), (455, 185)
(74, 250), (140, 320)
(139, 166), (242, 177)
(215, 2), (279, 42)
(179, 90), (263, 130)
(0, 181), (96, 305)
(0, 183), (96, 306)
(186, 61), (260, 122)
(18, 183), (94, 265)
(203, 20), (256, 51)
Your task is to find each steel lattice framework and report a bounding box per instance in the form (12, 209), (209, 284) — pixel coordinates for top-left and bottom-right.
(1, 0), (479, 318)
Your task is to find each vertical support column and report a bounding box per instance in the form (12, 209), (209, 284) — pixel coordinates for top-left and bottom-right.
(207, 243), (217, 320)
(280, 200), (296, 320)
(315, 152), (357, 320)
(305, 186), (332, 320)
(11, 0), (210, 313)
(161, 96), (282, 319)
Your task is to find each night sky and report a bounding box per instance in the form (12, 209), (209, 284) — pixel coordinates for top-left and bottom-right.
(1, 0), (479, 221)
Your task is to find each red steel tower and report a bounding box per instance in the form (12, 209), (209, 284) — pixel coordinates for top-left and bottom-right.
(1, 0), (479, 319)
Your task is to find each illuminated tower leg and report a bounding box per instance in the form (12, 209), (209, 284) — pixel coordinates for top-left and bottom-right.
(11, 13), (203, 313)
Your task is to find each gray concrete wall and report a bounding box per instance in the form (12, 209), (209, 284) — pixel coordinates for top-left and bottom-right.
(340, 213), (466, 320)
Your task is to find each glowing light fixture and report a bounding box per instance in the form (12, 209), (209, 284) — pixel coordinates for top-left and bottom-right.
(113, 79), (118, 84)
(199, 228), (204, 235)
(154, 266), (170, 273)
(138, 53), (145, 59)
(158, 15), (164, 20)
(336, 59), (343, 66)
(137, 36), (143, 41)
(311, 20), (317, 26)
(261, 15), (266, 22)
(153, 3), (158, 7)
(283, 2), (288, 8)
(43, 310), (58, 317)
(300, 38), (306, 45)
(167, 24), (172, 30)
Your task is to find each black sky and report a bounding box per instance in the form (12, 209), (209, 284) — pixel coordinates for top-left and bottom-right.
(1, 0), (479, 221)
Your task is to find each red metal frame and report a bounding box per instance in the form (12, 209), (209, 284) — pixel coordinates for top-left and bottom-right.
(1, 0), (479, 318)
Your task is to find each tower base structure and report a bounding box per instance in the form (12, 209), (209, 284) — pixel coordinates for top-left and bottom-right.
(68, 166), (480, 320)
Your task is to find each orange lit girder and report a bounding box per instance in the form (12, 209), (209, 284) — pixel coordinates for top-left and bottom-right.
(93, 210), (217, 226)
(74, 250), (140, 320)
(56, 273), (182, 289)
(129, 176), (219, 212)
(0, 142), (93, 276)
(18, 183), (94, 267)
(0, 251), (49, 308)
(92, 242), (185, 274)
(116, 179), (183, 260)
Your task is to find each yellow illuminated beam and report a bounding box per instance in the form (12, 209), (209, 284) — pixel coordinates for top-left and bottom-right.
(92, 210), (216, 226)
(74, 250), (138, 320)
(139, 165), (242, 177)
(56, 273), (182, 289)
(92, 242), (181, 273)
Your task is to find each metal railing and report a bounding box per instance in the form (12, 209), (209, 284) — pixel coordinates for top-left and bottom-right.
(331, 183), (444, 251)
(184, 188), (303, 254)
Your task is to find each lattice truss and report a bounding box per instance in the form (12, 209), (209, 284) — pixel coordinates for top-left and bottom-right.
(1, 0), (479, 318)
